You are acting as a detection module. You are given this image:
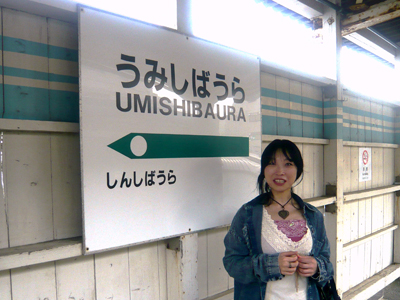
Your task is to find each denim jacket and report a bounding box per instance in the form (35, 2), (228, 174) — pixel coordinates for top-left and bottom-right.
(223, 193), (334, 300)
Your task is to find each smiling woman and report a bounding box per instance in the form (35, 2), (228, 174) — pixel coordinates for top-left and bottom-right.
(223, 139), (335, 300)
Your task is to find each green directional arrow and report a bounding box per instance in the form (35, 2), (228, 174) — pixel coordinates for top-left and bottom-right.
(108, 133), (249, 159)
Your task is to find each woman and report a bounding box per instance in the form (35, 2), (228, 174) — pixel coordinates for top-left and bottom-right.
(223, 139), (334, 300)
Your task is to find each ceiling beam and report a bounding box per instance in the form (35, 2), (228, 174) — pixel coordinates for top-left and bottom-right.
(344, 28), (396, 63)
(270, 0), (324, 19)
(342, 0), (400, 36)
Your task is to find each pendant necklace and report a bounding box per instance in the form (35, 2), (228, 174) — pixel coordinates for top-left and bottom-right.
(270, 196), (292, 219)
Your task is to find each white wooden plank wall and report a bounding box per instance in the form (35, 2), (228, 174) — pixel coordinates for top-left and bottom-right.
(342, 145), (395, 292)
(1, 6), (398, 300)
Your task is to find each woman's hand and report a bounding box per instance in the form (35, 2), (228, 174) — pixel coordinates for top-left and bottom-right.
(297, 255), (318, 277)
(278, 251), (298, 275)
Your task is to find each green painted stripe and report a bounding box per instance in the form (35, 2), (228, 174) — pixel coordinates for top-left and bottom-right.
(49, 44), (78, 62)
(324, 101), (343, 108)
(3, 84), (78, 122)
(4, 66), (78, 84)
(343, 119), (394, 131)
(261, 88), (322, 108)
(261, 87), (276, 98)
(4, 36), (48, 57)
(262, 115), (323, 138)
(343, 106), (394, 123)
(324, 123), (343, 139)
(3, 36), (78, 62)
(262, 105), (322, 119)
(108, 133), (249, 159)
(324, 114), (343, 120)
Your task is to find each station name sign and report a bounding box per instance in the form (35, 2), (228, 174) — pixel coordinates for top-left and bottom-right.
(79, 7), (261, 253)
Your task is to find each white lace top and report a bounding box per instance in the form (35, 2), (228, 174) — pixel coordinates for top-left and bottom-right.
(261, 206), (313, 300)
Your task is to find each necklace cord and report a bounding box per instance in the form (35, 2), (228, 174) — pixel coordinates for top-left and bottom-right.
(270, 196), (292, 209)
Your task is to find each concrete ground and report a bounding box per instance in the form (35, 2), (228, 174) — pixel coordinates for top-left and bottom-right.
(367, 278), (400, 300)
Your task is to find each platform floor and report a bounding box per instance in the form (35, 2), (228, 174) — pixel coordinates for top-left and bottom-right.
(368, 278), (400, 300)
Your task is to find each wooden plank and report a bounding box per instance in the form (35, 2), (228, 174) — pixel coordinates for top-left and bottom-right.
(349, 246), (364, 288)
(0, 119), (79, 133)
(350, 147), (359, 193)
(357, 97), (365, 143)
(3, 9), (50, 120)
(302, 143), (313, 198)
(262, 135), (329, 145)
(304, 196), (336, 207)
(289, 80), (302, 137)
(357, 200), (367, 283)
(198, 231), (208, 299)
(364, 197), (372, 279)
(383, 194), (395, 226)
(166, 242), (181, 300)
(0, 270), (11, 300)
(0, 128), (8, 249)
(343, 198), (351, 244)
(94, 248), (130, 299)
(207, 227), (229, 296)
(11, 262), (57, 300)
(383, 148), (395, 186)
(343, 146), (351, 193)
(342, 264), (400, 300)
(181, 234), (199, 300)
(343, 224), (398, 251)
(342, 141), (397, 148)
(342, 100), (350, 141)
(276, 76), (291, 136)
(347, 96), (359, 142)
(371, 195), (384, 275)
(55, 255), (95, 299)
(157, 240), (168, 300)
(344, 185), (400, 202)
(394, 196), (400, 263)
(362, 99), (372, 143)
(129, 241), (162, 300)
(202, 288), (234, 300)
(0, 237), (82, 271)
(382, 231), (394, 269)
(260, 72), (277, 135)
(48, 18), (79, 122)
(5, 132), (53, 246)
(301, 83), (323, 138)
(342, 0), (400, 36)
(51, 133), (82, 239)
(349, 201), (359, 243)
(342, 249), (350, 292)
(313, 145), (324, 197)
(0, 8), (6, 250)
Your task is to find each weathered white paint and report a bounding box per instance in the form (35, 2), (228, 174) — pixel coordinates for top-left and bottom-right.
(0, 237), (81, 271)
(94, 248), (130, 299)
(0, 4), (398, 300)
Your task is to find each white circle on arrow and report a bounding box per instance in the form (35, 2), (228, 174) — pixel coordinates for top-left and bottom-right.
(130, 135), (147, 157)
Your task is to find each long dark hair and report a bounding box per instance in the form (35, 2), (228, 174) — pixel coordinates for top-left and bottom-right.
(257, 139), (304, 195)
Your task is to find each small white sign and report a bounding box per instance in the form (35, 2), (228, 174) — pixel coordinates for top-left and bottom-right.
(359, 148), (371, 182)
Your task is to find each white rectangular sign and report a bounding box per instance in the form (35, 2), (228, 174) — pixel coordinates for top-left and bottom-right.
(79, 7), (261, 253)
(359, 148), (372, 182)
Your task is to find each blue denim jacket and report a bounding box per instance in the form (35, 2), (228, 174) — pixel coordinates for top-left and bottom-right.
(223, 193), (334, 300)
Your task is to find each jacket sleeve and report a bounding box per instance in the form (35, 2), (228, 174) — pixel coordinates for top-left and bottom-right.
(310, 210), (335, 287)
(223, 207), (283, 284)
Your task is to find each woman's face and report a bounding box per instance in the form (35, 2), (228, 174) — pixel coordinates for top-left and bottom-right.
(264, 149), (298, 194)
